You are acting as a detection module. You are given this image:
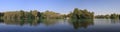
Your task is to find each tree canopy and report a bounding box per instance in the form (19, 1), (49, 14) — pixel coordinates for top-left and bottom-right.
(95, 13), (120, 19)
(2, 10), (41, 19)
(68, 8), (94, 19)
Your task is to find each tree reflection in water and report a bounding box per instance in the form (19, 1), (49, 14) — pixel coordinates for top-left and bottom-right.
(41, 19), (58, 26)
(111, 19), (120, 24)
(68, 19), (94, 29)
(2, 19), (42, 26)
(0, 18), (94, 29)
(0, 19), (59, 26)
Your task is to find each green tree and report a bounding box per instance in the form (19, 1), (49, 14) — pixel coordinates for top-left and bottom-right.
(0, 13), (4, 19)
(110, 13), (119, 19)
(69, 8), (94, 19)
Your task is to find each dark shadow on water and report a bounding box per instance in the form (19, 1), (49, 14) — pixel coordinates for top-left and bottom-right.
(68, 19), (94, 29)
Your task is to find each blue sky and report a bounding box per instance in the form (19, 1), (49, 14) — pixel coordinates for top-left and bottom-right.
(0, 0), (120, 15)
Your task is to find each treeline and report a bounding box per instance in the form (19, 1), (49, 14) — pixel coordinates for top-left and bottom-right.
(1, 10), (41, 19)
(0, 10), (64, 19)
(0, 8), (94, 19)
(95, 13), (120, 19)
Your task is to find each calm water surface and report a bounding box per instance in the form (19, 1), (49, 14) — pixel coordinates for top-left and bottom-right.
(0, 19), (120, 32)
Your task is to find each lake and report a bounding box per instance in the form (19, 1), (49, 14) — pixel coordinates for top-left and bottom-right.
(0, 19), (120, 32)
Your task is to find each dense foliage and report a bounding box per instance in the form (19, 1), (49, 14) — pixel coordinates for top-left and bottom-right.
(95, 13), (120, 19)
(0, 10), (65, 19)
(68, 8), (94, 19)
(2, 10), (41, 19)
(0, 13), (4, 18)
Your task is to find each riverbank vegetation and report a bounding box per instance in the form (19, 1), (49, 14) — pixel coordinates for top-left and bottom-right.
(0, 10), (64, 19)
(0, 8), (120, 19)
(95, 13), (120, 19)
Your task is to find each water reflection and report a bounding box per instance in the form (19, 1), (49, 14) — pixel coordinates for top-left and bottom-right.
(1, 19), (41, 26)
(0, 19), (60, 26)
(0, 19), (120, 32)
(111, 19), (120, 24)
(41, 19), (58, 26)
(68, 19), (94, 29)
